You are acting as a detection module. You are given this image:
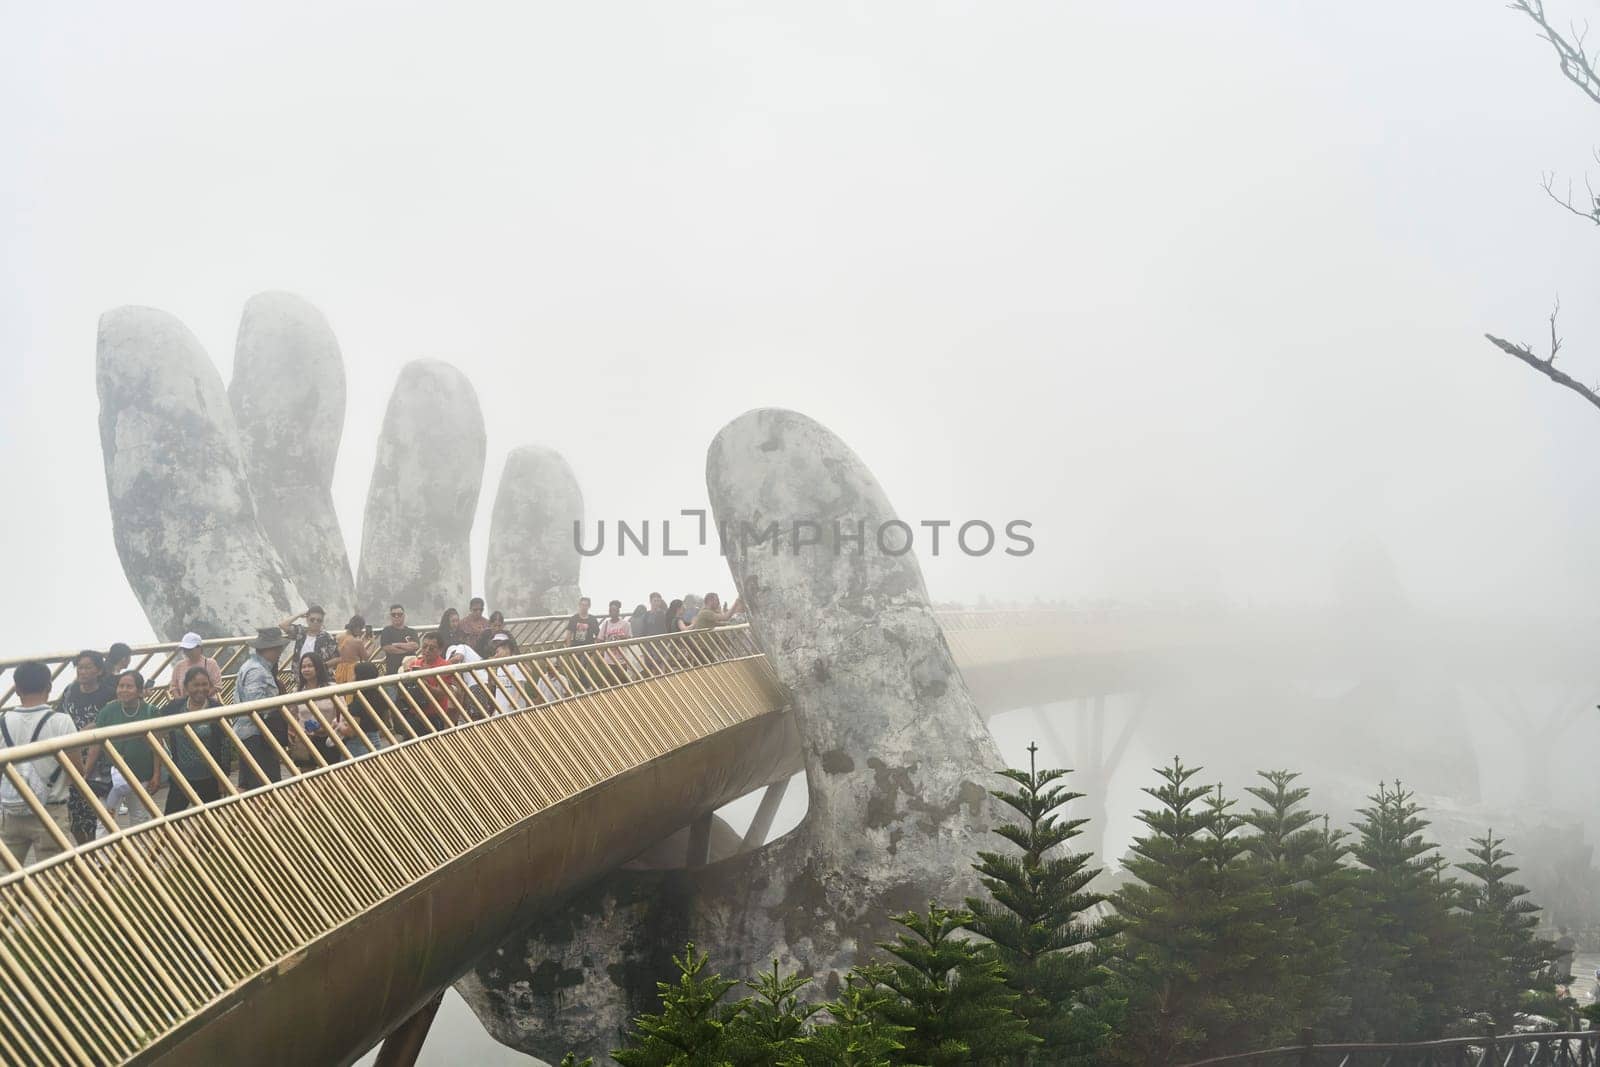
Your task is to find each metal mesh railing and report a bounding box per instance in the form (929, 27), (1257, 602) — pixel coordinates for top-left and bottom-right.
(1177, 1028), (1598, 1065)
(0, 626), (786, 1065)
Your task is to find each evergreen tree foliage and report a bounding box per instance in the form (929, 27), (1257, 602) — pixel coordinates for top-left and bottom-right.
(559, 1056), (594, 1067)
(1106, 758), (1225, 1063)
(1107, 760), (1290, 1062)
(1456, 831), (1564, 1027)
(613, 943), (743, 1067)
(721, 960), (819, 1065)
(1339, 781), (1468, 1041)
(791, 971), (909, 1067)
(867, 903), (1037, 1066)
(963, 743), (1117, 1063)
(1241, 771), (1355, 1033)
(1195, 781), (1295, 1052)
(600, 756), (1581, 1065)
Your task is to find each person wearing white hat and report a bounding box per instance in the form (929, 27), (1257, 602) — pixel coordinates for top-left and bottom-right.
(484, 632), (530, 713)
(166, 631), (223, 700)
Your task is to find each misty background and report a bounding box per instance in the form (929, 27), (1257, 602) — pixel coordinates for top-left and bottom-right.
(5, 0), (1599, 649)
(5, 3), (1600, 1059)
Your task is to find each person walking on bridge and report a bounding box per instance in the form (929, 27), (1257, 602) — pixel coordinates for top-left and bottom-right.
(692, 592), (731, 630)
(87, 671), (162, 837)
(281, 606), (337, 666)
(167, 632), (222, 700)
(0, 661), (75, 865)
(458, 597), (491, 646)
(342, 614), (375, 662)
(565, 597), (599, 647)
(161, 667), (227, 814)
(234, 628), (289, 789)
(56, 649), (115, 843)
(598, 600), (633, 683)
(402, 632), (457, 731)
(484, 633), (530, 712)
(346, 661), (391, 755)
(639, 593), (668, 637)
(475, 610), (506, 657)
(437, 608), (463, 650)
(332, 633), (365, 685)
(379, 604), (419, 675)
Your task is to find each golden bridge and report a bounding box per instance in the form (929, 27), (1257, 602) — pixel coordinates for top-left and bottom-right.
(0, 611), (1088, 1067)
(0, 609), (1592, 1065)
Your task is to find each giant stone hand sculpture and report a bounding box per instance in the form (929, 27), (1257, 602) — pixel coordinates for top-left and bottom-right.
(98, 306), (305, 638)
(98, 297), (1012, 1067)
(356, 359), (487, 620)
(96, 293), (582, 641)
(230, 292), (355, 618)
(486, 445), (584, 616)
(458, 408), (1004, 1064)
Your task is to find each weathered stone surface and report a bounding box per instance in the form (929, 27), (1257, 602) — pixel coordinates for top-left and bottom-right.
(97, 306), (303, 639)
(355, 360), (486, 621)
(229, 291), (355, 618)
(459, 408), (1000, 1064)
(484, 445), (583, 616)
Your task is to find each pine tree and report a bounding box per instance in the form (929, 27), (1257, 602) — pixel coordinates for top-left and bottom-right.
(1107, 759), (1276, 1063)
(1241, 771), (1354, 1035)
(1339, 781), (1469, 1041)
(1456, 831), (1564, 1027)
(721, 960), (819, 1065)
(964, 742), (1117, 1064)
(792, 971), (909, 1067)
(867, 902), (1037, 1066)
(613, 943), (744, 1067)
(1195, 781), (1293, 1052)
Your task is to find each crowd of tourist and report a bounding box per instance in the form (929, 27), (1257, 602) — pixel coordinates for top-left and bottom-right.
(0, 590), (746, 867)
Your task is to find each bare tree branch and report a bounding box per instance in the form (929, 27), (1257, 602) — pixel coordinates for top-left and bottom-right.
(1491, 5), (1600, 408)
(1511, 0), (1600, 104)
(1540, 170), (1600, 224)
(1484, 302), (1600, 412)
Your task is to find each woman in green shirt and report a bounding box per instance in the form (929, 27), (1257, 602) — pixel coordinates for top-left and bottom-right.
(84, 671), (163, 838)
(161, 667), (228, 815)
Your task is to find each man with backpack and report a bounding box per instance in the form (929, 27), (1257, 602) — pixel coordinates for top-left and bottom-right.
(0, 661), (77, 865)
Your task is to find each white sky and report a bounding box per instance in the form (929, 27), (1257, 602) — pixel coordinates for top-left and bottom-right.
(4, 1), (1600, 655)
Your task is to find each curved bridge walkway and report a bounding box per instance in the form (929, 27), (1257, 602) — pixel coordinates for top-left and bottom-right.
(0, 627), (788, 1066)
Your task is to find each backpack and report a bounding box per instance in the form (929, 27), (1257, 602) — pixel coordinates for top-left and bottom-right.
(0, 708), (69, 813)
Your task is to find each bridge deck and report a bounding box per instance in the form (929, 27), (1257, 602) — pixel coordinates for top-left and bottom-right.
(0, 629), (787, 1066)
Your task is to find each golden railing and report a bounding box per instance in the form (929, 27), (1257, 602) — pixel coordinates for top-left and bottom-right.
(0, 626), (785, 1066)
(0, 615), (574, 708)
(2, 609), (1080, 708)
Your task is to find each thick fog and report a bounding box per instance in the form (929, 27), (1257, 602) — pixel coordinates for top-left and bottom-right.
(6, 0), (1600, 647)
(9, 4), (1600, 1060)
(5, 4), (1599, 815)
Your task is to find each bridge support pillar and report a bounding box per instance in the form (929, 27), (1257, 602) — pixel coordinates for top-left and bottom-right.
(375, 992), (444, 1067)
(1039, 692), (1143, 865)
(686, 812), (713, 867)
(740, 777), (790, 853)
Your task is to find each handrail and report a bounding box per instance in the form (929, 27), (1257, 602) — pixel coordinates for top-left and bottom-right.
(0, 608), (1084, 707)
(934, 609), (1096, 631)
(0, 624), (764, 879)
(0, 623), (788, 1066)
(1177, 1027), (1598, 1065)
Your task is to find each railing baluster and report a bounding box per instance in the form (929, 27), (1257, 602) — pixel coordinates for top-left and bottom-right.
(0, 626), (790, 1063)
